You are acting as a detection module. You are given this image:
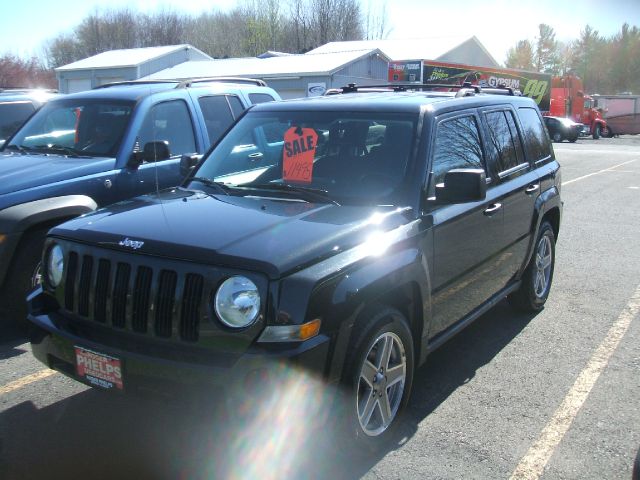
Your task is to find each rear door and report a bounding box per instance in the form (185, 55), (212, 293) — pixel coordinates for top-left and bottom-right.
(480, 106), (540, 287)
(426, 111), (505, 336)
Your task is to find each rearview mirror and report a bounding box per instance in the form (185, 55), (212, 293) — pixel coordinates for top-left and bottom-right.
(435, 168), (486, 203)
(180, 153), (203, 178)
(143, 141), (171, 162)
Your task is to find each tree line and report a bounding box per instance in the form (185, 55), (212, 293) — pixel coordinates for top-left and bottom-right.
(506, 23), (640, 94)
(44, 0), (389, 69)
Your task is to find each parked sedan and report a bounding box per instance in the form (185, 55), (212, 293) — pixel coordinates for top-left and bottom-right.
(543, 115), (581, 143)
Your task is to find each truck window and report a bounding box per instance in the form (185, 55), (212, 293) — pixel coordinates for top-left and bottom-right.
(518, 107), (551, 162)
(138, 100), (196, 158)
(429, 115), (484, 197)
(0, 102), (35, 140)
(484, 110), (526, 176)
(198, 96), (238, 147)
(248, 93), (276, 105)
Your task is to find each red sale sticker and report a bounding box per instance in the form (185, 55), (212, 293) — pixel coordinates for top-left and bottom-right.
(283, 127), (318, 183)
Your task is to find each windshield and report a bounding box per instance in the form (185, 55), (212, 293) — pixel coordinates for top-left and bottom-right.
(195, 110), (417, 205)
(7, 99), (134, 157)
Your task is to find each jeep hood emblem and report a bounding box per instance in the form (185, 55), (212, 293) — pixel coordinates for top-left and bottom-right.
(118, 238), (145, 250)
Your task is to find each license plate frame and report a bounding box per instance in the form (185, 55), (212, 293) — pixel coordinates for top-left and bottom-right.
(74, 346), (124, 390)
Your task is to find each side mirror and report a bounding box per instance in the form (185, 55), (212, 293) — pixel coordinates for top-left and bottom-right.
(127, 141), (171, 168)
(435, 168), (486, 203)
(144, 141), (170, 162)
(180, 153), (203, 178)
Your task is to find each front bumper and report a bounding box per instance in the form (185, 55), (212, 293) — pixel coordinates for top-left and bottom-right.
(28, 292), (331, 398)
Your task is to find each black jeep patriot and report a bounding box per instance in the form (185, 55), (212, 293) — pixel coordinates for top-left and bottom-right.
(28, 85), (561, 448)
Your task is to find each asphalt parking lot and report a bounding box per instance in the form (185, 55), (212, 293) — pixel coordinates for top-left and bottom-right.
(1, 136), (639, 479)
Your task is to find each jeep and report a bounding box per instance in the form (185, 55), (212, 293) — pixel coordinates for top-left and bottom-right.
(0, 78), (280, 323)
(28, 84), (561, 447)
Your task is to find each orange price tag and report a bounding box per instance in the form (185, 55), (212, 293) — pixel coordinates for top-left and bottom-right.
(283, 127), (318, 183)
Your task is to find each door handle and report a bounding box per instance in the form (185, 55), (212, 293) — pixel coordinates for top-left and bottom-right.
(525, 184), (540, 194)
(248, 152), (263, 161)
(483, 203), (502, 216)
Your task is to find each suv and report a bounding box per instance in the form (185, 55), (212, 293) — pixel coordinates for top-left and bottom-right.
(0, 88), (58, 145)
(27, 84), (561, 448)
(0, 78), (280, 323)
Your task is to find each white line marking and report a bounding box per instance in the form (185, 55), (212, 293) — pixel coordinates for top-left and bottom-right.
(510, 284), (640, 480)
(562, 159), (638, 186)
(0, 369), (58, 396)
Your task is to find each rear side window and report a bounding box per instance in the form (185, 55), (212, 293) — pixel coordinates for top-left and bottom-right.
(429, 115), (484, 196)
(249, 93), (276, 105)
(518, 107), (551, 162)
(138, 100), (196, 158)
(484, 110), (526, 175)
(198, 95), (242, 146)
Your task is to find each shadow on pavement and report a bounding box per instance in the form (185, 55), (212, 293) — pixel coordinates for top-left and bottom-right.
(0, 300), (536, 479)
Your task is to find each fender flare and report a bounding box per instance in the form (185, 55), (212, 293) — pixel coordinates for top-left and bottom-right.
(0, 195), (97, 287)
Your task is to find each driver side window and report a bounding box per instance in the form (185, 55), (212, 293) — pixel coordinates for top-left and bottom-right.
(137, 100), (196, 159)
(428, 115), (485, 197)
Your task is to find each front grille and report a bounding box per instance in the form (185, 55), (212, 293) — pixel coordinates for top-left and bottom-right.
(62, 251), (206, 343)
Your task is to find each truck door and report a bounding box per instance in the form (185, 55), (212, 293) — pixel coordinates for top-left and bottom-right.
(126, 99), (198, 196)
(481, 107), (540, 286)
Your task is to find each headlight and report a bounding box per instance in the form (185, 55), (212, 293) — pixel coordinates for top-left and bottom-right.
(214, 276), (260, 328)
(47, 244), (64, 287)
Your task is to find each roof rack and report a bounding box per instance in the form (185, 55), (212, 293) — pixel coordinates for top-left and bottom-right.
(93, 80), (179, 90)
(331, 82), (521, 97)
(94, 77), (268, 90)
(176, 77), (267, 88)
(0, 87), (58, 93)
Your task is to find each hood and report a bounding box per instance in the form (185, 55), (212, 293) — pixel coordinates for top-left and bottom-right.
(51, 188), (412, 278)
(0, 152), (115, 195)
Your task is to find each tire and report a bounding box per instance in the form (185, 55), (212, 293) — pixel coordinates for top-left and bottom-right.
(0, 230), (46, 327)
(633, 445), (640, 480)
(508, 221), (556, 312)
(592, 124), (601, 140)
(342, 305), (414, 451)
(605, 126), (615, 138)
(552, 132), (562, 143)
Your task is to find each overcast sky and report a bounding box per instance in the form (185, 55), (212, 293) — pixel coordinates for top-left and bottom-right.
(3, 0), (639, 64)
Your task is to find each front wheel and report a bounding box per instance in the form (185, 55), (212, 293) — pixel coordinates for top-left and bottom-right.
(508, 221), (556, 312)
(0, 230), (46, 327)
(592, 124), (601, 140)
(343, 305), (414, 451)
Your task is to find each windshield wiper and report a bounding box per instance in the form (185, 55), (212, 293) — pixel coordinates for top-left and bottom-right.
(4, 144), (29, 154)
(239, 182), (340, 206)
(190, 177), (231, 195)
(31, 144), (81, 157)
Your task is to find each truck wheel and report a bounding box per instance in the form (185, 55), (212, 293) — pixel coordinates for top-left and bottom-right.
(342, 305), (414, 451)
(592, 124), (601, 140)
(0, 230), (46, 327)
(508, 221), (556, 312)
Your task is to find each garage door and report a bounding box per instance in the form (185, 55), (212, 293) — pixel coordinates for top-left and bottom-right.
(66, 78), (92, 93)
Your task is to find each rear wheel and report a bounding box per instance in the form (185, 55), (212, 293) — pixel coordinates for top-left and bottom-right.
(343, 305), (414, 451)
(508, 221), (556, 312)
(0, 230), (46, 327)
(552, 132), (563, 143)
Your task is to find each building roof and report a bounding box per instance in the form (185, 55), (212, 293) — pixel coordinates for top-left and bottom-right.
(307, 36), (498, 66)
(56, 45), (212, 71)
(144, 49), (389, 80)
